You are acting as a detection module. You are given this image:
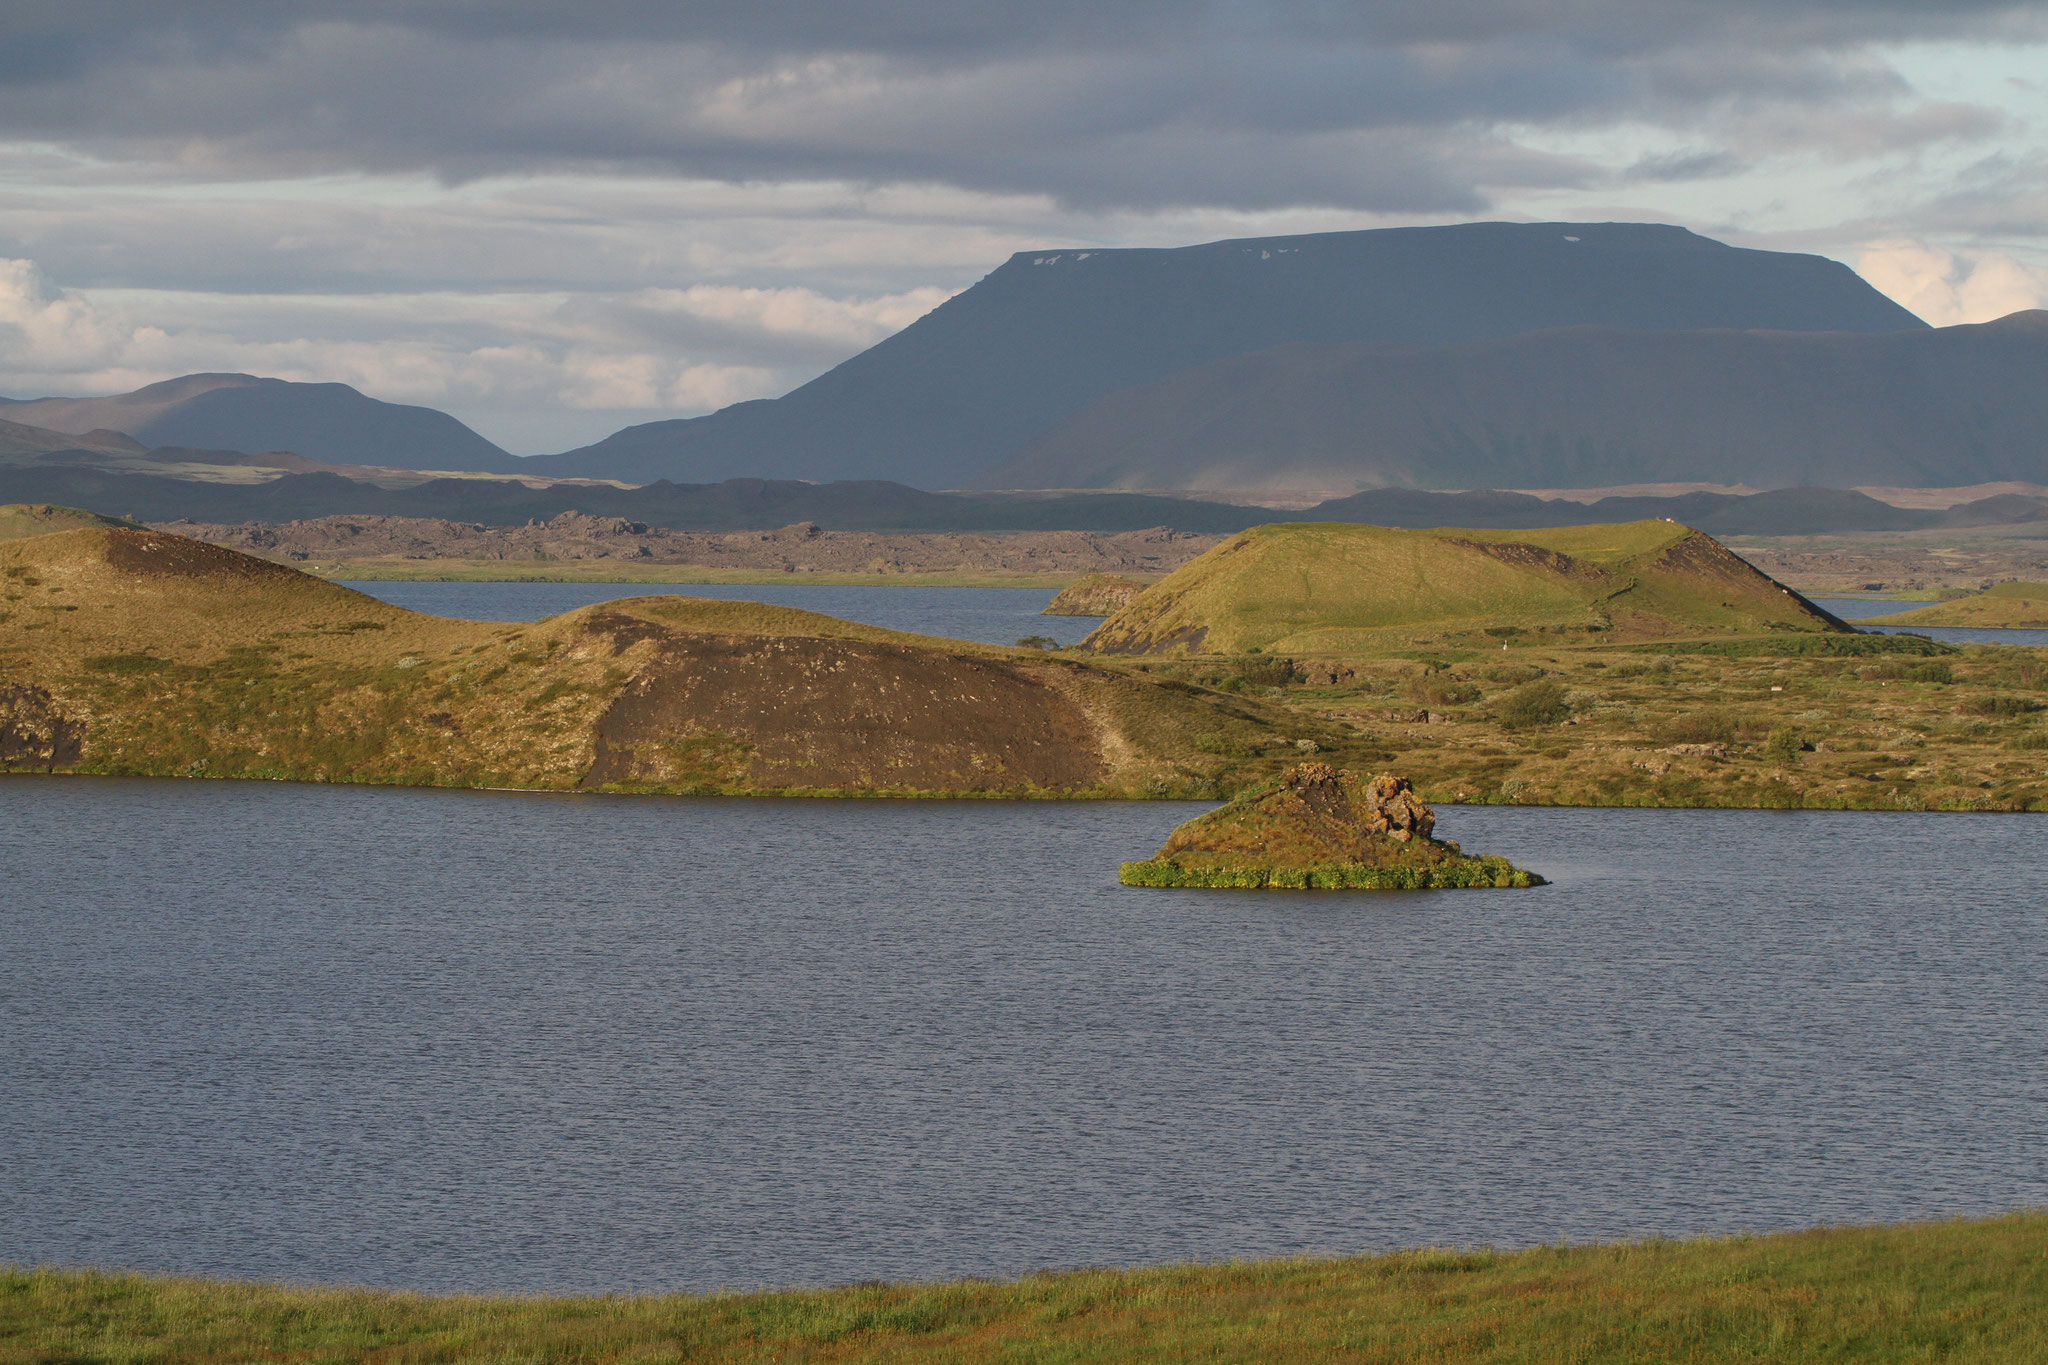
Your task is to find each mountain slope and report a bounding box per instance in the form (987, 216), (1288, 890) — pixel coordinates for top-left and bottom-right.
(0, 374), (519, 474)
(529, 221), (1925, 488)
(1084, 521), (1846, 655)
(986, 312), (2048, 492)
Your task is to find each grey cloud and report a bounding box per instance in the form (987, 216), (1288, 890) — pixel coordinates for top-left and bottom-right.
(0, 2), (2038, 214)
(1627, 150), (1747, 182)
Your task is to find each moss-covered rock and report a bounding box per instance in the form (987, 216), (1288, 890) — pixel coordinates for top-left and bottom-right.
(1122, 763), (1544, 890)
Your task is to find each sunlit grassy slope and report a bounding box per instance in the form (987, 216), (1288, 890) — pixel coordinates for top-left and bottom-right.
(1086, 520), (1844, 655)
(7, 1214), (2046, 1364)
(1862, 581), (2048, 629)
(0, 503), (138, 541)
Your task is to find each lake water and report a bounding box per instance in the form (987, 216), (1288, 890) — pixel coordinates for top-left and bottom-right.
(352, 584), (2048, 651)
(1810, 596), (2048, 649)
(6, 777), (2047, 1294)
(342, 581), (1103, 647)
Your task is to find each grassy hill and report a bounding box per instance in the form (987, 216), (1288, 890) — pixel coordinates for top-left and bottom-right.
(0, 514), (1335, 796)
(7, 1214), (2046, 1364)
(1859, 580), (2048, 629)
(0, 503), (140, 540)
(1085, 520), (1845, 656)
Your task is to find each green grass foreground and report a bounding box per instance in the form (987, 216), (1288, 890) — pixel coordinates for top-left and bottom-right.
(7, 1214), (2046, 1364)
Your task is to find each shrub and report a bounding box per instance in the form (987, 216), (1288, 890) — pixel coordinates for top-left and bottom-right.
(1859, 660), (1955, 684)
(1014, 635), (1057, 650)
(1408, 678), (1481, 707)
(1496, 679), (1573, 729)
(1652, 710), (1739, 745)
(1235, 655), (1300, 688)
(1963, 695), (2044, 718)
(1763, 728), (1803, 764)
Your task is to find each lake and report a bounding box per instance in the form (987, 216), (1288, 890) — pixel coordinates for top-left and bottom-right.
(6, 777), (2046, 1294)
(1810, 596), (2048, 649)
(342, 584), (2048, 651)
(341, 581), (1104, 647)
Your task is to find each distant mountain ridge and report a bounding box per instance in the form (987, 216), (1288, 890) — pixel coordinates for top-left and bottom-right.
(984, 311), (2048, 492)
(526, 221), (1926, 488)
(0, 374), (519, 474)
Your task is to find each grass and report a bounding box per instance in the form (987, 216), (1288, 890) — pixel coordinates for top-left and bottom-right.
(6, 1213), (2047, 1363)
(1085, 521), (1843, 656)
(302, 558), (1083, 588)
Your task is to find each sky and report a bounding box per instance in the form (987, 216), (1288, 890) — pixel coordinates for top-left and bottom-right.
(1, 1), (2045, 454)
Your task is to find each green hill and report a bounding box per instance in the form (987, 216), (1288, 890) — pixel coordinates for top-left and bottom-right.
(0, 518), (1336, 795)
(1858, 580), (2048, 629)
(0, 502), (142, 541)
(1085, 520), (1846, 655)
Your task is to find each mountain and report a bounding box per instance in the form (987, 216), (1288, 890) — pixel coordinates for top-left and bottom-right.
(528, 221), (1926, 488)
(984, 311), (2048, 492)
(0, 374), (519, 474)
(0, 417), (149, 460)
(1083, 520), (1847, 656)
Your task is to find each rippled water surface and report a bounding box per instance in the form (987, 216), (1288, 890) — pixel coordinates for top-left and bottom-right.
(6, 779), (2047, 1293)
(342, 580), (1102, 646)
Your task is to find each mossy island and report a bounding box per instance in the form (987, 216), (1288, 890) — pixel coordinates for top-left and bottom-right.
(1123, 762), (1544, 889)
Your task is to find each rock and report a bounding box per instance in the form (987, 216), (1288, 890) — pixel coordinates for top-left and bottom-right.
(1298, 662), (1356, 686)
(1359, 771), (1434, 842)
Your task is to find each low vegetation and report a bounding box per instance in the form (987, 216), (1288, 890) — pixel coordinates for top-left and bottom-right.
(7, 1213), (2047, 1364)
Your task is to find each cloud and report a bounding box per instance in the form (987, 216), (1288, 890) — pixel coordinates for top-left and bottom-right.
(1857, 238), (2048, 323)
(0, 255), (962, 449)
(0, 5), (2035, 212)
(0, 257), (134, 368)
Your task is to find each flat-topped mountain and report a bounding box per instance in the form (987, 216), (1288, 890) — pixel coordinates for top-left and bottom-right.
(1085, 520), (1846, 655)
(986, 311), (2048, 492)
(529, 221), (1925, 488)
(0, 374), (519, 474)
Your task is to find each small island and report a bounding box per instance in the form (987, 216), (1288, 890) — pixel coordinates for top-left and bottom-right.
(1122, 762), (1545, 889)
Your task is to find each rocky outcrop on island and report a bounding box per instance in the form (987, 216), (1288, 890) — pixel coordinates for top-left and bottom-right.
(1042, 573), (1152, 615)
(1121, 763), (1543, 889)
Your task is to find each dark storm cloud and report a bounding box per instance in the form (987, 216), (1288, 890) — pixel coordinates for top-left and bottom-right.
(0, 1), (2040, 211)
